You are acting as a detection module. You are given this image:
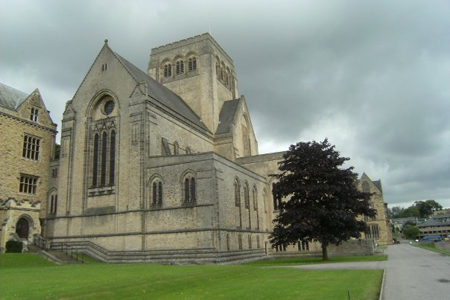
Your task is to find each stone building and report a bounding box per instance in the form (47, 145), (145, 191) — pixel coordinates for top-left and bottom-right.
(1, 33), (392, 260)
(44, 34), (281, 263)
(358, 173), (392, 245)
(417, 214), (450, 240)
(0, 83), (57, 251)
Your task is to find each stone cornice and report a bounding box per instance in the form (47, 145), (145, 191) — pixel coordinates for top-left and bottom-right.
(0, 111), (57, 134)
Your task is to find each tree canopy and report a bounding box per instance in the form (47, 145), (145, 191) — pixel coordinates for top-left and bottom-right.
(389, 200), (443, 219)
(270, 139), (376, 260)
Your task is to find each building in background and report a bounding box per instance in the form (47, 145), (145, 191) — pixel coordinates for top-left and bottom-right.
(0, 83), (57, 251)
(358, 173), (393, 245)
(1, 34), (392, 260)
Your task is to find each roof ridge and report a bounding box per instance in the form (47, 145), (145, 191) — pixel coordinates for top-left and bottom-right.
(0, 82), (30, 110)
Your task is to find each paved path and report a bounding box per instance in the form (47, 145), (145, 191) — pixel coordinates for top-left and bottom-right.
(287, 242), (450, 300)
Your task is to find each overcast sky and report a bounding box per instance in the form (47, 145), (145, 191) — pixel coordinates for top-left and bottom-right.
(1, 0), (450, 209)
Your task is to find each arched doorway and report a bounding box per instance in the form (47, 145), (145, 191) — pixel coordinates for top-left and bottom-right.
(16, 218), (29, 239)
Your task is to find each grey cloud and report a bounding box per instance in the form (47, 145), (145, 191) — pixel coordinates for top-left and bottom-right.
(1, 0), (450, 208)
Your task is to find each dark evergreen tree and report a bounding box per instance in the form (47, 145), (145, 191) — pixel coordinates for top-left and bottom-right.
(270, 139), (376, 260)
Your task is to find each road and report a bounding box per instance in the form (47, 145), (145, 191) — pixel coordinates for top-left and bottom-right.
(288, 242), (450, 300)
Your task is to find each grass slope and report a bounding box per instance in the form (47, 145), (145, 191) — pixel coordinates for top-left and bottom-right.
(246, 254), (387, 266)
(414, 242), (450, 256)
(0, 254), (383, 300)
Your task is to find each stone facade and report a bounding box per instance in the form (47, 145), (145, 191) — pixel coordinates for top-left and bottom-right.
(358, 173), (393, 245)
(44, 34), (270, 262)
(1, 34), (392, 260)
(0, 84), (57, 250)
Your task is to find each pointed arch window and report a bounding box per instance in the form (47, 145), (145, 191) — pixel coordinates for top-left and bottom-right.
(252, 187), (258, 211)
(234, 179), (241, 207)
(272, 183), (281, 210)
(173, 141), (179, 155)
(244, 182), (250, 209)
(49, 193), (58, 215)
(183, 174), (196, 204)
(90, 96), (117, 190)
(109, 130), (116, 185)
(100, 132), (108, 186)
(152, 179), (163, 207)
(362, 181), (370, 193)
(92, 134), (99, 186)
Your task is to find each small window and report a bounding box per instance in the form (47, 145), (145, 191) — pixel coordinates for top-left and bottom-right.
(104, 100), (115, 115)
(49, 194), (58, 214)
(238, 234), (243, 250)
(176, 60), (184, 75)
(234, 180), (240, 207)
(101, 63), (108, 71)
(22, 134), (41, 160)
(19, 175), (38, 194)
(52, 169), (58, 178)
(298, 240), (309, 251)
(30, 108), (39, 122)
(244, 183), (250, 209)
(185, 146), (191, 154)
(164, 63), (172, 78)
(248, 235), (252, 249)
(275, 244), (286, 252)
(272, 183), (281, 210)
(183, 174), (196, 204)
(173, 142), (179, 155)
(252, 187), (258, 211)
(152, 180), (163, 207)
(188, 57), (197, 72)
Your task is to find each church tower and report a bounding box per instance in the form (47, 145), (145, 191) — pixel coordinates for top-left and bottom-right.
(148, 33), (238, 133)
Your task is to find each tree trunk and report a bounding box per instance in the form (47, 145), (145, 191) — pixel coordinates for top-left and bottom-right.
(322, 243), (329, 260)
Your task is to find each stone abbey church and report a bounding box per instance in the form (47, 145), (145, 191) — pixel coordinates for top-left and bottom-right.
(0, 34), (391, 262)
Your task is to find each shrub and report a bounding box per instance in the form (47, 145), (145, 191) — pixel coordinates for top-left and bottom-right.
(5, 241), (23, 253)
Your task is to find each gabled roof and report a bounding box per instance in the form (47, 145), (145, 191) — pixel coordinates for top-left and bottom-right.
(0, 82), (29, 110)
(216, 98), (241, 134)
(372, 180), (383, 192)
(113, 52), (210, 132)
(361, 172), (383, 192)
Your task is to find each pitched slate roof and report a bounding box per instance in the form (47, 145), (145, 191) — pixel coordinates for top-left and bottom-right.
(216, 98), (241, 134)
(372, 180), (383, 192)
(0, 82), (29, 110)
(114, 53), (210, 132)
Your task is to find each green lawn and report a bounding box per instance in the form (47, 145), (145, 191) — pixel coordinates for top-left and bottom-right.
(0, 253), (383, 300)
(246, 254), (387, 266)
(414, 242), (450, 256)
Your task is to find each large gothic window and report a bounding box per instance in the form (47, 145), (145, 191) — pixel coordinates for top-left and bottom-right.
(90, 96), (117, 189)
